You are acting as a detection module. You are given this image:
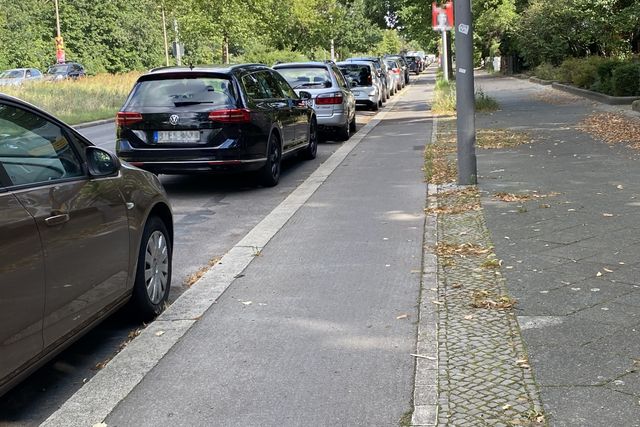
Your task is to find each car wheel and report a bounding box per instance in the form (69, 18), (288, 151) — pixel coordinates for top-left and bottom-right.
(349, 114), (357, 133)
(303, 118), (318, 159)
(370, 101), (379, 111)
(131, 216), (171, 320)
(259, 132), (282, 186)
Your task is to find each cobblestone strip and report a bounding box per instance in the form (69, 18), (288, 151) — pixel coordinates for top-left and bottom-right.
(431, 184), (545, 427)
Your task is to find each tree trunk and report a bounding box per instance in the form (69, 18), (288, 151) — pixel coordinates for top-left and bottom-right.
(222, 34), (229, 64)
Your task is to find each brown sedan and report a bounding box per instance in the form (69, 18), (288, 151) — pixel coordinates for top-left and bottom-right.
(0, 94), (173, 396)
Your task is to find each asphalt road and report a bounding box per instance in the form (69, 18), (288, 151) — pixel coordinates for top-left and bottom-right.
(0, 107), (380, 426)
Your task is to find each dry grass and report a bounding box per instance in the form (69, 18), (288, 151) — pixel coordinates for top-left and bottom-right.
(184, 256), (223, 288)
(1, 72), (141, 124)
(493, 191), (560, 202)
(531, 89), (582, 105)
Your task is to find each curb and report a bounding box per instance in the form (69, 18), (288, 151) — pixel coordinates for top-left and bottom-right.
(72, 118), (115, 129)
(528, 76), (554, 86)
(550, 82), (640, 105)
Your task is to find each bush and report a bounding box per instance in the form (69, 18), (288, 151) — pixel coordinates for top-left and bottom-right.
(612, 62), (640, 96)
(558, 57), (604, 89)
(588, 59), (621, 94)
(475, 88), (500, 112)
(533, 63), (560, 81)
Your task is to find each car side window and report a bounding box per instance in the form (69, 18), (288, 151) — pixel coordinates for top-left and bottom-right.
(0, 104), (84, 187)
(241, 72), (270, 101)
(332, 67), (348, 89)
(255, 71), (285, 99)
(272, 72), (298, 99)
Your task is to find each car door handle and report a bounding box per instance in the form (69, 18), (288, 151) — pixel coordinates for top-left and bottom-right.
(45, 213), (70, 226)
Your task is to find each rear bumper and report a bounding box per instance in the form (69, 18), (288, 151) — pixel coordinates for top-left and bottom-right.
(316, 112), (348, 128)
(116, 139), (266, 174)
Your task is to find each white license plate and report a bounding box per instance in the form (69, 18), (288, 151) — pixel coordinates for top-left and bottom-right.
(156, 130), (200, 143)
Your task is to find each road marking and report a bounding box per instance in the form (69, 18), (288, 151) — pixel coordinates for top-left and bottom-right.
(40, 80), (412, 427)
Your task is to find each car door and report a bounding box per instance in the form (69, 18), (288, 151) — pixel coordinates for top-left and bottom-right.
(254, 71), (299, 149)
(0, 102), (130, 349)
(271, 71), (309, 146)
(0, 186), (45, 385)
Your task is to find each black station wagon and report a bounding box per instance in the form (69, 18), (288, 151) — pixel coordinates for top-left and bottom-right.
(116, 64), (318, 187)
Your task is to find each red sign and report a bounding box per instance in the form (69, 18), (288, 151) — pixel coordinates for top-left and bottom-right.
(432, 2), (454, 31)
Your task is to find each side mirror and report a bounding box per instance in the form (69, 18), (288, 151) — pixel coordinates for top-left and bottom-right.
(299, 91), (312, 100)
(86, 146), (120, 176)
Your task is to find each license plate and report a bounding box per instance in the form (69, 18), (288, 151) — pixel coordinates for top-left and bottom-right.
(156, 130), (200, 143)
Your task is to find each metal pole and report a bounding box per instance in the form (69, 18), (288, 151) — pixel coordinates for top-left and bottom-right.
(161, 5), (169, 66)
(441, 30), (448, 81)
(54, 0), (61, 38)
(454, 0), (477, 185)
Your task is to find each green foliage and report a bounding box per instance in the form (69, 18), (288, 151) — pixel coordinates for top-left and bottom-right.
(612, 62), (640, 96)
(592, 58), (623, 94)
(475, 88), (500, 112)
(432, 78), (456, 114)
(234, 43), (309, 66)
(533, 63), (561, 81)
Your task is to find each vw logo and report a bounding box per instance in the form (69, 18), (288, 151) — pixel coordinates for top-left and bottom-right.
(169, 114), (179, 126)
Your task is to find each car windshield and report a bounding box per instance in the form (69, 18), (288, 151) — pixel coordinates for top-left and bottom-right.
(385, 61), (397, 69)
(127, 77), (238, 108)
(338, 65), (371, 87)
(0, 70), (24, 79)
(47, 65), (70, 74)
(277, 67), (332, 89)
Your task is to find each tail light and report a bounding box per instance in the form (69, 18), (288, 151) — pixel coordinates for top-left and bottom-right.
(208, 108), (251, 123)
(116, 112), (143, 127)
(316, 92), (344, 105)
(393, 69), (401, 74)
(367, 74), (372, 85)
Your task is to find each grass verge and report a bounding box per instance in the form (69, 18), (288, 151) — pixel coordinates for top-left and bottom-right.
(0, 72), (141, 125)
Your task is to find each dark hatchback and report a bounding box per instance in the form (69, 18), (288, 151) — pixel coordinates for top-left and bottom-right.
(116, 64), (318, 187)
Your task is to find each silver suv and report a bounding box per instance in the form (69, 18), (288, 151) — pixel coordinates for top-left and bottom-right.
(274, 62), (356, 141)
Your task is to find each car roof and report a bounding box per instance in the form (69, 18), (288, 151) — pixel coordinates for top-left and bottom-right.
(273, 62), (333, 69)
(336, 61), (373, 68)
(147, 64), (268, 75)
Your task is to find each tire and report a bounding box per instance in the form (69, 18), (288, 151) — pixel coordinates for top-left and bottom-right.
(303, 118), (318, 159)
(131, 216), (172, 321)
(370, 101), (379, 111)
(259, 132), (282, 186)
(337, 120), (350, 141)
(349, 114), (357, 133)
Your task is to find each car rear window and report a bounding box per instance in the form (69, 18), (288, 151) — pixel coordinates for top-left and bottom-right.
(126, 77), (237, 108)
(338, 65), (371, 87)
(276, 67), (332, 89)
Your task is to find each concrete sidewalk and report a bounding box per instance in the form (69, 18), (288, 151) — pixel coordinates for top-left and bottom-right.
(474, 75), (640, 425)
(79, 74), (433, 426)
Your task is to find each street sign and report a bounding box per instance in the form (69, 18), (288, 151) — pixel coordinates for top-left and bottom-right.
(432, 2), (454, 31)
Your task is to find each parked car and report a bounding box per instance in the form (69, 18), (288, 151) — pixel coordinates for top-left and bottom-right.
(337, 61), (383, 111)
(0, 93), (173, 397)
(345, 57), (391, 101)
(0, 68), (43, 86)
(385, 58), (404, 92)
(116, 64), (318, 187)
(273, 61), (356, 141)
(385, 55), (410, 85)
(405, 55), (421, 75)
(45, 62), (86, 81)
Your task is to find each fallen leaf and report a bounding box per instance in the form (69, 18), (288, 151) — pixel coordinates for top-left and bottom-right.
(464, 315), (474, 320)
(93, 423), (108, 427)
(617, 184), (624, 189)
(597, 272), (603, 277)
(603, 268), (613, 273)
(603, 213), (614, 217)
(154, 331), (165, 337)
(432, 300), (444, 305)
(396, 314), (409, 320)
(241, 301), (252, 305)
